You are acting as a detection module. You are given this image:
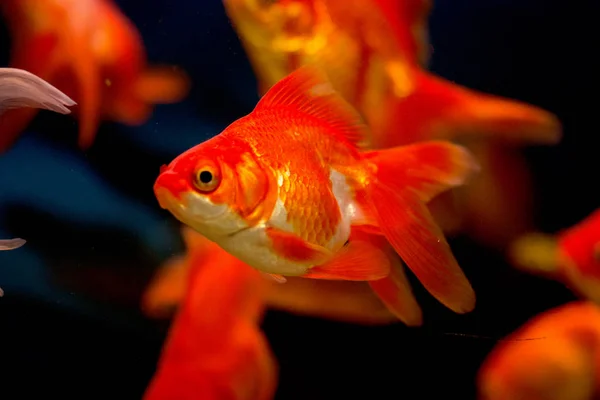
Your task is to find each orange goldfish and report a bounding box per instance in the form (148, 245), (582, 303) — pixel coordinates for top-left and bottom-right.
(0, 67), (75, 117)
(142, 226), (397, 325)
(0, 0), (189, 151)
(510, 208), (600, 304)
(143, 229), (277, 400)
(221, 0), (561, 249)
(478, 301), (600, 400)
(154, 66), (479, 324)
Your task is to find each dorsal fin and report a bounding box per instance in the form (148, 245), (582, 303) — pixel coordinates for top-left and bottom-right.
(253, 65), (369, 146)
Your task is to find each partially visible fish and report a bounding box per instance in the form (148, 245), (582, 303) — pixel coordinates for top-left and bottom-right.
(143, 228), (277, 400)
(509, 208), (600, 304)
(0, 68), (75, 116)
(0, 0), (189, 151)
(142, 226), (397, 325)
(0, 66), (73, 293)
(478, 301), (600, 400)
(221, 0), (562, 249)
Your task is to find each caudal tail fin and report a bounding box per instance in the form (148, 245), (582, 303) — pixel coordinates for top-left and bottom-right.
(374, 69), (562, 149)
(359, 141), (479, 313)
(414, 70), (562, 145)
(0, 68), (75, 115)
(0, 238), (26, 251)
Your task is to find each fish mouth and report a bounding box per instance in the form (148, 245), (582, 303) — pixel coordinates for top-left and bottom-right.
(154, 187), (174, 211)
(154, 188), (194, 225)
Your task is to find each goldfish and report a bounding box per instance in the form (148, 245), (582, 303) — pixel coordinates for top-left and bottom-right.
(154, 66), (479, 325)
(478, 301), (600, 400)
(0, 67), (75, 117)
(0, 0), (189, 151)
(221, 0), (561, 249)
(509, 208), (600, 304)
(142, 226), (397, 325)
(143, 227), (277, 400)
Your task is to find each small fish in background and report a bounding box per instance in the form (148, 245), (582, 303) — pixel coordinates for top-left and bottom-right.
(154, 66), (480, 326)
(142, 226), (397, 325)
(477, 301), (600, 400)
(221, 0), (562, 250)
(0, 67), (76, 117)
(143, 228), (277, 400)
(0, 0), (190, 151)
(509, 208), (600, 304)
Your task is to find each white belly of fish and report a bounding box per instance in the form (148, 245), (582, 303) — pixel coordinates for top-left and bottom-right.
(218, 225), (315, 276)
(219, 168), (363, 275)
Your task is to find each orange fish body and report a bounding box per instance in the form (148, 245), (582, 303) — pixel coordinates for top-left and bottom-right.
(221, 0), (561, 249)
(510, 208), (600, 304)
(154, 66), (479, 324)
(142, 226), (397, 325)
(0, 0), (189, 150)
(143, 231), (277, 400)
(478, 301), (600, 400)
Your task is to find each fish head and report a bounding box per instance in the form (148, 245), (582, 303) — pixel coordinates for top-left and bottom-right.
(154, 135), (275, 241)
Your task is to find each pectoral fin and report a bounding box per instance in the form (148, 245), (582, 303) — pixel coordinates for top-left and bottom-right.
(303, 239), (391, 281)
(265, 227), (332, 263)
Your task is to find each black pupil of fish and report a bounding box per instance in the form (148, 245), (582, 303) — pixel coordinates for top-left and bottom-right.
(199, 170), (213, 184)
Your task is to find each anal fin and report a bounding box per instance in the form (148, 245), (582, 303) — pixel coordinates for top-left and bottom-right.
(368, 252), (423, 326)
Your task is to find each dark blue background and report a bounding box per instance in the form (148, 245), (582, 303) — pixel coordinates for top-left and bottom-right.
(0, 0), (598, 398)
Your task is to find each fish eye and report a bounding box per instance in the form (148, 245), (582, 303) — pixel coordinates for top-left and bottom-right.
(193, 164), (221, 193)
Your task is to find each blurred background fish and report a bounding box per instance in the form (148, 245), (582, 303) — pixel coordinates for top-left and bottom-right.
(221, 0), (562, 250)
(0, 66), (74, 292)
(478, 301), (600, 400)
(510, 208), (600, 304)
(0, 0), (189, 151)
(0, 0), (597, 399)
(143, 226), (277, 400)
